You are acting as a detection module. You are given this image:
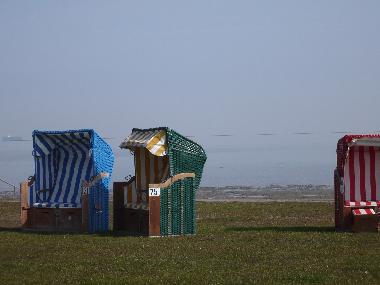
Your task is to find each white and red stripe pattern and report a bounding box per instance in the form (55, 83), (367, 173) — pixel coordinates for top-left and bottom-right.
(352, 208), (376, 216)
(344, 201), (379, 207)
(343, 146), (380, 204)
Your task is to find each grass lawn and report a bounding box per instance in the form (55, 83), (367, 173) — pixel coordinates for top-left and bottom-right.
(0, 201), (379, 284)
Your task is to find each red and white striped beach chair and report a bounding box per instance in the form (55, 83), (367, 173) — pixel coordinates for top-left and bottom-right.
(335, 135), (380, 232)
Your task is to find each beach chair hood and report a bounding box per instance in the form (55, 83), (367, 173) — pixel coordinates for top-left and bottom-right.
(336, 135), (380, 204)
(120, 127), (207, 190)
(30, 129), (114, 208)
(120, 128), (167, 156)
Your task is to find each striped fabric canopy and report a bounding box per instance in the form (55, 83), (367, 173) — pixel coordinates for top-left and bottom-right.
(342, 137), (380, 204)
(30, 130), (95, 208)
(33, 130), (91, 156)
(120, 128), (167, 156)
(349, 137), (380, 147)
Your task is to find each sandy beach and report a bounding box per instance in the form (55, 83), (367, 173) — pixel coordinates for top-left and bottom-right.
(197, 184), (333, 202)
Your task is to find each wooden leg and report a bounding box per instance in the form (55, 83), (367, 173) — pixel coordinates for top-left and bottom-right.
(149, 196), (160, 236)
(82, 192), (88, 232)
(20, 181), (30, 228)
(113, 182), (127, 231)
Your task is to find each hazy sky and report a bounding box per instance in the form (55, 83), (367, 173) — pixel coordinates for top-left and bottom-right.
(1, 1), (379, 143)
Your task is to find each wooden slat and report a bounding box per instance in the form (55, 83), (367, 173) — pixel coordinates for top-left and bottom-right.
(149, 196), (160, 236)
(20, 181), (29, 227)
(149, 173), (195, 189)
(81, 192), (88, 232)
(113, 182), (127, 231)
(113, 182), (127, 209)
(82, 172), (110, 190)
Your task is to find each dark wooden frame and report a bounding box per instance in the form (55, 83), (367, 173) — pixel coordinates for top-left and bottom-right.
(113, 173), (195, 236)
(20, 181), (89, 232)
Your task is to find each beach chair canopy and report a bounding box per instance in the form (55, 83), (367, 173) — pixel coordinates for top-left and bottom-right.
(30, 129), (114, 208)
(120, 127), (207, 190)
(337, 135), (380, 206)
(120, 128), (167, 156)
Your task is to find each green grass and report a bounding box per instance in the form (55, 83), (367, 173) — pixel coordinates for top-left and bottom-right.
(0, 201), (379, 284)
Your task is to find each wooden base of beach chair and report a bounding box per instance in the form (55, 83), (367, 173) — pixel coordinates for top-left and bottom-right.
(352, 216), (378, 232)
(340, 207), (378, 232)
(22, 208), (82, 232)
(113, 208), (149, 235)
(113, 181), (161, 236)
(351, 210), (378, 233)
(113, 173), (195, 237)
(341, 207), (353, 231)
(20, 181), (88, 233)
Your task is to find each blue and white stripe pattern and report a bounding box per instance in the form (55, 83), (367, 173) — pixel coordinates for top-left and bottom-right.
(33, 202), (80, 208)
(29, 130), (94, 208)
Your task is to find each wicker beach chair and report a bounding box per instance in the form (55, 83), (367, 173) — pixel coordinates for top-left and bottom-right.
(335, 135), (380, 232)
(113, 127), (207, 236)
(20, 129), (114, 233)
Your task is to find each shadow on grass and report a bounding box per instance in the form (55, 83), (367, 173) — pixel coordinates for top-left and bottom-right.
(0, 226), (106, 236)
(0, 226), (22, 233)
(0, 226), (87, 235)
(225, 226), (335, 233)
(0, 227), (148, 238)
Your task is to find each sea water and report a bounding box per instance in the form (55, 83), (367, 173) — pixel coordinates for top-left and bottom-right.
(0, 133), (340, 191)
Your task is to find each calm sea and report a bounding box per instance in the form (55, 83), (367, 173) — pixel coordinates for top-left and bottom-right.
(0, 133), (341, 191)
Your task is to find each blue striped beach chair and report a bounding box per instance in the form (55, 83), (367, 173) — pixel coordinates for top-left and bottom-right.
(20, 129), (114, 233)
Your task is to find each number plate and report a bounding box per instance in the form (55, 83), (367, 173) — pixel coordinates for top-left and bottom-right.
(149, 188), (160, 197)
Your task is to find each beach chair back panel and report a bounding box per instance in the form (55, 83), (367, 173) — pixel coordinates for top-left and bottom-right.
(50, 148), (92, 206)
(29, 152), (56, 205)
(88, 132), (114, 232)
(160, 176), (196, 236)
(166, 129), (207, 191)
(133, 148), (169, 208)
(343, 146), (380, 202)
(30, 132), (93, 207)
(124, 178), (136, 208)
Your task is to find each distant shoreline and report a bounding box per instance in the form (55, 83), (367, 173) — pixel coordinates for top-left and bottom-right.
(196, 184), (333, 202)
(1, 184), (333, 202)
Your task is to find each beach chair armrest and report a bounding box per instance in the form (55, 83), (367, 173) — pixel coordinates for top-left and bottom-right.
(27, 175), (35, 186)
(148, 173), (195, 189)
(81, 172), (110, 192)
(80, 172), (110, 232)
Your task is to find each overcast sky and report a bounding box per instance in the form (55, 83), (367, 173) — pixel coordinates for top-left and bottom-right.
(1, 1), (379, 144)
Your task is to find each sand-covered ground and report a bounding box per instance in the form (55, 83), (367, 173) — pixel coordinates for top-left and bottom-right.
(197, 185), (333, 202)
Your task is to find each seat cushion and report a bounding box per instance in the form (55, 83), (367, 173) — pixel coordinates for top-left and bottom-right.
(33, 202), (81, 208)
(344, 201), (379, 207)
(352, 208), (376, 216)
